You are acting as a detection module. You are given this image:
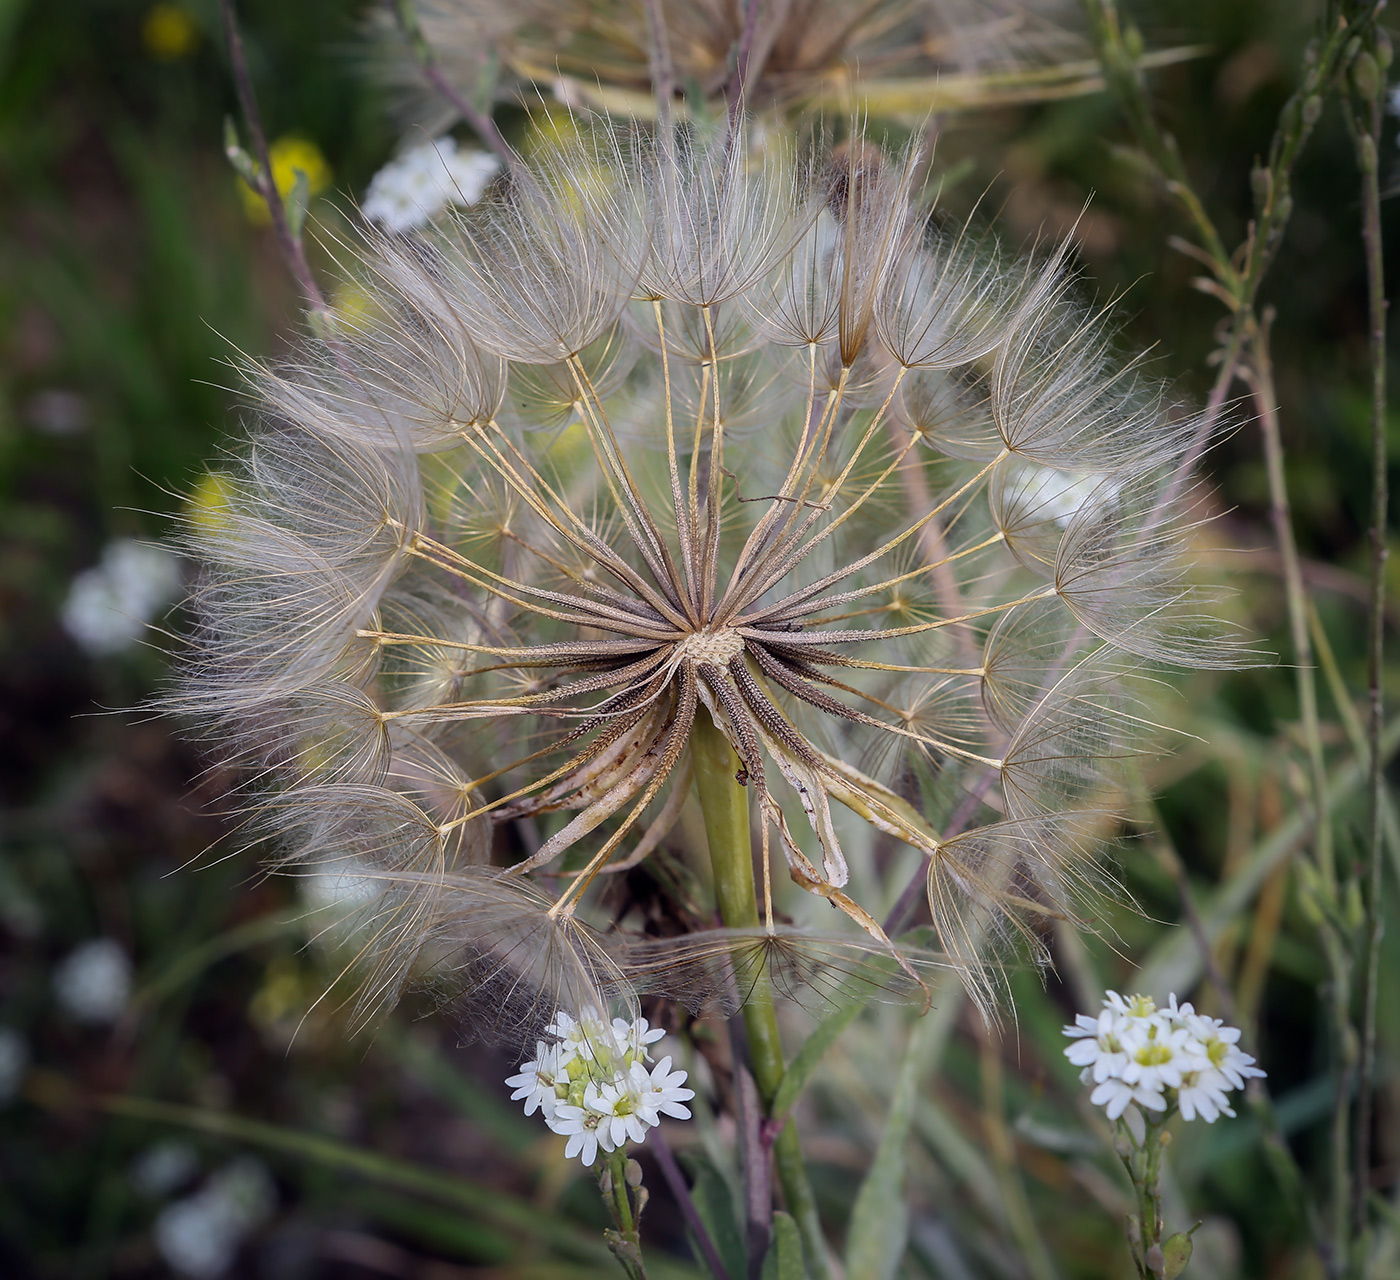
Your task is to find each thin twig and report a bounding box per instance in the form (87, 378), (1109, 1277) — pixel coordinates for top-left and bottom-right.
(219, 0), (330, 321)
(1243, 319), (1354, 1272)
(1147, 819), (1320, 1245)
(726, 0), (763, 124)
(1242, 318), (1333, 884)
(1084, 0), (1378, 493)
(389, 0), (516, 171)
(641, 0), (676, 127)
(651, 1130), (734, 1280)
(1347, 29), (1390, 1242)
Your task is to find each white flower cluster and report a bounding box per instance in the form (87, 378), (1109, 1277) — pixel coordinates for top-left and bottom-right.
(1064, 991), (1265, 1123)
(507, 1010), (694, 1166)
(62, 539), (181, 657)
(152, 1158), (275, 1278)
(54, 938), (133, 1025)
(362, 136), (499, 231)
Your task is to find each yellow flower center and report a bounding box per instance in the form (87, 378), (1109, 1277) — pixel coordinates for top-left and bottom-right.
(1135, 1044), (1173, 1067)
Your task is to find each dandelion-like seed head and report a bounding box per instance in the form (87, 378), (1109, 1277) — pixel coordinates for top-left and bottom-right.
(175, 114), (1249, 1042)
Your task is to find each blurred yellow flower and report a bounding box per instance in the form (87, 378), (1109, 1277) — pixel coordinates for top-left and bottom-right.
(237, 136), (331, 228)
(329, 281), (381, 334)
(142, 4), (198, 61)
(187, 471), (233, 539)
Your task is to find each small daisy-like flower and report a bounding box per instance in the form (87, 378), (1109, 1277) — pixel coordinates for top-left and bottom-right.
(639, 1055), (695, 1122)
(1179, 1011), (1266, 1090)
(515, 1008), (693, 1163)
(505, 1039), (564, 1117)
(1065, 991), (1265, 1126)
(549, 1102), (608, 1166)
(1062, 1008), (1129, 1084)
(1089, 1075), (1167, 1121)
(63, 539), (182, 657)
(584, 1065), (653, 1148)
(613, 1015), (666, 1061)
(1175, 1069), (1236, 1123)
(548, 1008), (615, 1063)
(1117, 1017), (1190, 1095)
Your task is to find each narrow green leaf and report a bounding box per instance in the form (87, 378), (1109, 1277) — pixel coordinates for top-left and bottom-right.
(222, 117), (259, 185)
(285, 168), (311, 240)
(770, 998), (863, 1122)
(686, 1154), (747, 1280)
(760, 1211), (804, 1280)
(99, 1094), (612, 1264)
(843, 981), (963, 1280)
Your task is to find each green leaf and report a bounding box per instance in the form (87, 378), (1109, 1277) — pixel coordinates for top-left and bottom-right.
(99, 1094), (614, 1264)
(760, 1211), (804, 1280)
(686, 1153), (747, 1280)
(222, 117), (260, 186)
(285, 167), (311, 240)
(844, 982), (963, 1280)
(770, 997), (864, 1122)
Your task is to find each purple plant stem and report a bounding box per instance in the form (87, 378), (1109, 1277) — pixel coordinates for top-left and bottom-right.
(219, 0), (330, 321)
(651, 1129), (734, 1280)
(724, 975), (772, 1277)
(387, 0), (516, 172)
(726, 0), (763, 124)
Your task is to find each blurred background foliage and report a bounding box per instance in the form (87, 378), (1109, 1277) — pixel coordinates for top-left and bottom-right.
(0, 0), (1397, 1277)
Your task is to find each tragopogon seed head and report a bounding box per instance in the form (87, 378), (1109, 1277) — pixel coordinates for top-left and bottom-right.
(174, 116), (1250, 1031)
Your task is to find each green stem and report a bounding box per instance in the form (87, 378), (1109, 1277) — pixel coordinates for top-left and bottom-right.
(1249, 321), (1334, 886)
(690, 713), (832, 1280)
(1251, 324), (1358, 1272)
(603, 1149), (648, 1280)
(1349, 32), (1390, 1255)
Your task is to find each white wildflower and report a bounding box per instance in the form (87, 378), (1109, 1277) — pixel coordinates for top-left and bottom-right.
(505, 1040), (565, 1119)
(1179, 1008), (1265, 1089)
(54, 938), (132, 1025)
(639, 1056), (695, 1123)
(1175, 1069), (1236, 1123)
(1062, 1008), (1130, 1083)
(1090, 1074), (1167, 1121)
(362, 136), (499, 232)
(614, 1015), (666, 1058)
(153, 1158), (275, 1278)
(1064, 990), (1265, 1126)
(585, 1064), (654, 1148)
(131, 1140), (200, 1197)
(1117, 1016), (1190, 1095)
(550, 1101), (608, 1167)
(511, 1008), (693, 1165)
(62, 539), (181, 656)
